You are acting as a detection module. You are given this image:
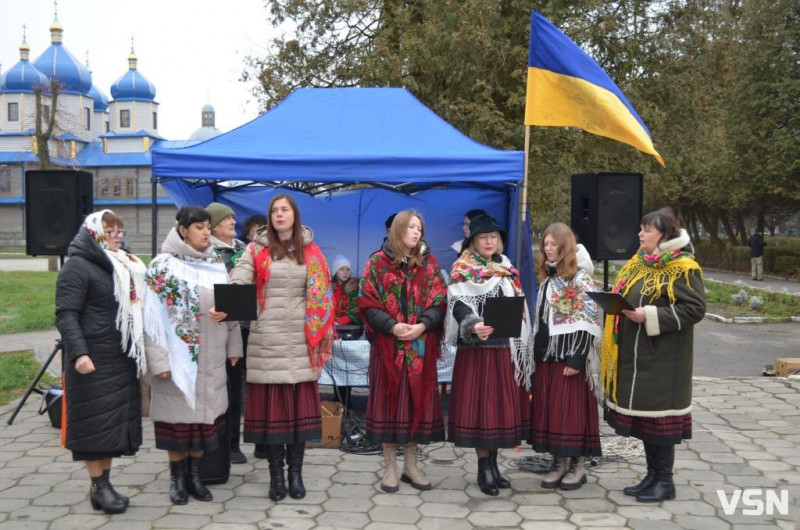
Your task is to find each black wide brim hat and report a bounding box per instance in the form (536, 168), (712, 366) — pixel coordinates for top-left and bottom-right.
(464, 214), (507, 248)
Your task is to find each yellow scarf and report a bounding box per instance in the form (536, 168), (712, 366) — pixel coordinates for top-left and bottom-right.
(600, 251), (702, 402)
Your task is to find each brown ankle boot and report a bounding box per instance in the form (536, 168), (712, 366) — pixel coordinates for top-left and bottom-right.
(560, 457), (587, 491)
(380, 444), (399, 493)
(400, 443), (431, 491)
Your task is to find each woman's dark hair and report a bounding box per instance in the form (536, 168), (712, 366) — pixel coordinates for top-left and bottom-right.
(267, 194), (305, 265)
(242, 214), (267, 241)
(175, 206), (211, 239)
(641, 207), (681, 242)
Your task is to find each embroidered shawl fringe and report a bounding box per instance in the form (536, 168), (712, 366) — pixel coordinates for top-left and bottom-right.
(107, 250), (147, 378)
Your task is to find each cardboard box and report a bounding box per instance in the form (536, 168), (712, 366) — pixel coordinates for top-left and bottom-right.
(306, 401), (343, 449)
(775, 358), (800, 378)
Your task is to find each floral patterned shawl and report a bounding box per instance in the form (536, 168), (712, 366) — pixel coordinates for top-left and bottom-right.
(143, 228), (229, 409)
(359, 248), (447, 434)
(250, 240), (334, 370)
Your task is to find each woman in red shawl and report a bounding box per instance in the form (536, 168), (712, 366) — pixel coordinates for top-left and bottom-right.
(359, 210), (447, 493)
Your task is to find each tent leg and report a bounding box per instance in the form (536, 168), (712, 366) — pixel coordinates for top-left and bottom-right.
(151, 180), (158, 258)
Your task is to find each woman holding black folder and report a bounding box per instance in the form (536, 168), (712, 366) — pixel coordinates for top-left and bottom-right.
(529, 222), (603, 492)
(601, 208), (705, 503)
(229, 194), (335, 502)
(143, 206), (242, 505)
(445, 214), (533, 496)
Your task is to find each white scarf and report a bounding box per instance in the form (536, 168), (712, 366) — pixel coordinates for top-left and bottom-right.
(83, 210), (147, 377)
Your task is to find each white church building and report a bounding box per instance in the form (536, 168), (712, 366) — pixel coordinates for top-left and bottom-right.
(0, 14), (221, 252)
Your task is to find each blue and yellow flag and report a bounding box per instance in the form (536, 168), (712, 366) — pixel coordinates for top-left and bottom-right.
(525, 11), (664, 166)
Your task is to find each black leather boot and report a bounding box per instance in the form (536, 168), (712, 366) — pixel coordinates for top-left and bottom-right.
(286, 442), (307, 499)
(624, 442), (656, 496)
(90, 474), (127, 514)
(488, 450), (510, 489)
(636, 444), (676, 503)
(103, 468), (129, 507)
(266, 444), (287, 501)
(169, 459), (188, 505)
(477, 457), (499, 496)
(186, 456), (213, 501)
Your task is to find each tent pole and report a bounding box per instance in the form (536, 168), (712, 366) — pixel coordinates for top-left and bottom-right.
(516, 125), (531, 266)
(151, 179), (158, 258)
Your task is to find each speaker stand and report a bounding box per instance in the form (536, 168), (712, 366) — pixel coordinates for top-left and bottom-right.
(603, 260), (610, 291)
(7, 339), (62, 425)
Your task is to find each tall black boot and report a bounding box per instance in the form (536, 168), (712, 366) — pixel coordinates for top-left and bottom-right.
(286, 442), (307, 499)
(186, 456), (213, 501)
(477, 457), (499, 496)
(636, 444), (676, 503)
(90, 474), (127, 514)
(103, 468), (129, 507)
(169, 459), (188, 505)
(488, 450), (510, 489)
(266, 444), (287, 501)
(624, 442), (656, 496)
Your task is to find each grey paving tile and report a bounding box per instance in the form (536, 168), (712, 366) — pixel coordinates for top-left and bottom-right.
(0, 521), (50, 530)
(418, 502), (470, 518)
(369, 505), (421, 524)
(416, 517), (475, 530)
(520, 523), (577, 530)
(211, 509), (266, 523)
(267, 503), (323, 518)
(466, 510), (522, 527)
(316, 511), (372, 528)
(257, 518), (315, 530)
(516, 505), (569, 520)
(50, 513), (108, 530)
(152, 513), (211, 528)
(8, 504), (70, 521)
(672, 515), (731, 530)
(96, 522), (154, 530)
(200, 524), (259, 530)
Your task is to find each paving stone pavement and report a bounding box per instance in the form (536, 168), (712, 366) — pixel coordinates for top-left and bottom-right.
(1, 377), (799, 529)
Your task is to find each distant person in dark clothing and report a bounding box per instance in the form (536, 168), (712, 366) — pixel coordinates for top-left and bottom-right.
(748, 232), (767, 281)
(450, 209), (487, 256)
(242, 214), (267, 243)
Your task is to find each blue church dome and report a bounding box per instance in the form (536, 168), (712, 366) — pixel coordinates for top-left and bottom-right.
(110, 49), (156, 101)
(0, 38), (49, 93)
(32, 18), (93, 95)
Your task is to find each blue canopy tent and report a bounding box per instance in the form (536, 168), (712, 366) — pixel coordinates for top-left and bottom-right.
(151, 87), (535, 302)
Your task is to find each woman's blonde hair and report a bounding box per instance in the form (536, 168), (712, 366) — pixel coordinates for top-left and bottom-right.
(387, 210), (425, 267)
(538, 222), (578, 281)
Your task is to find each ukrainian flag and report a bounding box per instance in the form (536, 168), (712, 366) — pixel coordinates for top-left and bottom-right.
(525, 11), (664, 166)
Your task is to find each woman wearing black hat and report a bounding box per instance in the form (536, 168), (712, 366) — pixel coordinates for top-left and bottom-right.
(529, 223), (603, 491)
(445, 214), (533, 496)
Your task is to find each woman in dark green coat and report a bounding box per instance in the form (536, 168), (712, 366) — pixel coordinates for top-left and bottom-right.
(601, 208), (705, 503)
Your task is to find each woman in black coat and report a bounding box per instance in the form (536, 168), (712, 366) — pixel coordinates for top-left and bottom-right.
(55, 210), (146, 514)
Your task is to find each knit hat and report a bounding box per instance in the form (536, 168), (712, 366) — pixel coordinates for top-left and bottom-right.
(331, 255), (352, 277)
(206, 202), (235, 229)
(464, 214), (507, 248)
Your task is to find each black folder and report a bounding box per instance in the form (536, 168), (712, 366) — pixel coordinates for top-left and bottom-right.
(586, 291), (634, 315)
(214, 284), (258, 322)
(483, 296), (525, 339)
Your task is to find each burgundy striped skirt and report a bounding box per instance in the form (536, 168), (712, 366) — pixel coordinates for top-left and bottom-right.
(244, 381), (322, 445)
(154, 414), (225, 452)
(529, 361), (601, 457)
(605, 408), (692, 445)
(366, 352), (445, 444)
(448, 346), (528, 449)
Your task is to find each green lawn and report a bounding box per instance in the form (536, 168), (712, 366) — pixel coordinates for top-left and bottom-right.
(0, 271), (57, 334)
(704, 281), (800, 319)
(0, 350), (57, 406)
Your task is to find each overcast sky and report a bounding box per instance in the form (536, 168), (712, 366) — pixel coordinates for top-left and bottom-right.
(0, 0), (279, 139)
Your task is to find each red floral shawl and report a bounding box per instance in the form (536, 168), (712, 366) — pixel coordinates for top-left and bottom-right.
(359, 250), (447, 434)
(250, 241), (334, 370)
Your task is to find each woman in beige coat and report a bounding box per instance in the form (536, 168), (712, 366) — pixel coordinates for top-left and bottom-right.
(143, 206), (242, 505)
(230, 193), (334, 502)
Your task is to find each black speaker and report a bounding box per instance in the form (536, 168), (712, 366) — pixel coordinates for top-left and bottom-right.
(571, 172), (643, 260)
(25, 170), (93, 256)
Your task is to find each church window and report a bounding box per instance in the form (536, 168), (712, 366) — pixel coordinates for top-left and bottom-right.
(85, 108), (91, 130)
(105, 121), (110, 133)
(152, 112), (157, 130)
(96, 175), (137, 198)
(8, 103), (19, 122)
(0, 167), (11, 193)
(120, 109), (130, 128)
